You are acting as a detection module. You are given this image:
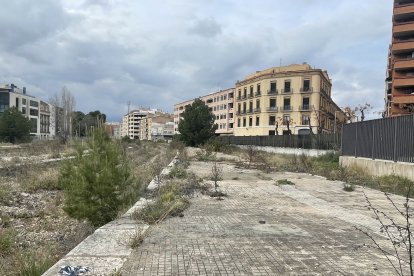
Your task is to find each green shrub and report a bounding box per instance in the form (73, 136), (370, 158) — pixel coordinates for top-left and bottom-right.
(168, 165), (188, 179)
(60, 126), (137, 227)
(343, 183), (355, 192)
(204, 138), (237, 154)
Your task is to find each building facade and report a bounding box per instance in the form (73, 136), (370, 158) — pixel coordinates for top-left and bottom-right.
(234, 64), (345, 136)
(140, 114), (174, 141)
(105, 122), (122, 139)
(174, 88), (235, 135)
(0, 84), (53, 139)
(121, 108), (172, 140)
(385, 0), (414, 116)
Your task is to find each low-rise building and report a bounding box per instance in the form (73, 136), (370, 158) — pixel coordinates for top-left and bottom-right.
(105, 122), (122, 139)
(174, 88), (235, 135)
(0, 84), (53, 139)
(234, 64), (345, 136)
(140, 114), (174, 141)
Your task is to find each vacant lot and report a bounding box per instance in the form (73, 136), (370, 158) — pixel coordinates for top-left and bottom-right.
(121, 156), (404, 275)
(0, 140), (174, 275)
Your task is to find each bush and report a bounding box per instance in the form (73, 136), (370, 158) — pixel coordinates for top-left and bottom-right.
(276, 179), (295, 185)
(204, 138), (237, 154)
(375, 175), (414, 197)
(60, 126), (137, 227)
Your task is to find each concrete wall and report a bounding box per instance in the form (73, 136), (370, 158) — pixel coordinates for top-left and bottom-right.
(340, 156), (414, 181)
(238, 145), (335, 157)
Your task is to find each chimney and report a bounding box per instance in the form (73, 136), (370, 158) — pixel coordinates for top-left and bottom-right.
(23, 87), (26, 94)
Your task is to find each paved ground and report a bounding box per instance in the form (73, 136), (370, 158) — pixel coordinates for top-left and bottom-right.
(121, 161), (408, 275)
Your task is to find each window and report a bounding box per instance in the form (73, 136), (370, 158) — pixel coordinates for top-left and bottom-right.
(243, 118), (246, 127)
(15, 98), (19, 109)
(229, 113), (233, 118)
(243, 102), (246, 113)
(249, 102), (253, 113)
(284, 80), (291, 93)
(30, 118), (37, 133)
(243, 88), (247, 98)
(229, 123), (233, 128)
(256, 99), (260, 109)
(283, 98), (291, 111)
(270, 82), (277, 93)
(256, 116), (260, 126)
(302, 97), (310, 110)
(238, 103), (241, 113)
(237, 118), (241, 127)
(22, 98), (26, 105)
(302, 114), (310, 125)
(303, 79), (311, 91)
(30, 100), (38, 107)
(30, 108), (39, 116)
(249, 117), (253, 126)
(270, 98), (276, 108)
(269, 130), (276, 136)
(214, 106), (216, 111)
(22, 107), (26, 114)
(257, 84), (261, 94)
(224, 95), (227, 100)
(238, 90), (241, 98)
(250, 86), (253, 95)
(269, 115), (276, 126)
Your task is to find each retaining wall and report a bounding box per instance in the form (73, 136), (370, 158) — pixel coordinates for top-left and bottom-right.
(238, 145), (335, 157)
(340, 156), (414, 181)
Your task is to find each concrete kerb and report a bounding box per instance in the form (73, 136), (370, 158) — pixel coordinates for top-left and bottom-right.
(42, 152), (180, 276)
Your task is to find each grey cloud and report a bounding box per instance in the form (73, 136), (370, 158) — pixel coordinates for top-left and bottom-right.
(189, 18), (222, 38)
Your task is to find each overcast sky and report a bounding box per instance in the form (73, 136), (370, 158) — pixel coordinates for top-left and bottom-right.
(0, 0), (393, 121)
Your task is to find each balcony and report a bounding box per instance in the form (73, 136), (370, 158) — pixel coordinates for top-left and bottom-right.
(248, 94), (254, 99)
(255, 92), (262, 97)
(281, 88), (293, 94)
(395, 58), (414, 70)
(237, 111), (246, 116)
(299, 105), (311, 111)
(394, 77), (414, 87)
(228, 97), (234, 102)
(395, 3), (414, 15)
(247, 109), (253, 114)
(393, 94), (414, 104)
(281, 105), (293, 112)
(300, 87), (313, 93)
(254, 108), (261, 113)
(266, 107), (278, 112)
(267, 89), (278, 95)
(393, 22), (414, 34)
(236, 96), (242, 101)
(392, 40), (414, 53)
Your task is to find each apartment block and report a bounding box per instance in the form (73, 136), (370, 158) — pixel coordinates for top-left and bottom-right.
(139, 114), (174, 141)
(385, 0), (414, 116)
(121, 108), (173, 140)
(0, 84), (53, 139)
(105, 122), (122, 139)
(174, 88), (235, 135)
(234, 64), (345, 136)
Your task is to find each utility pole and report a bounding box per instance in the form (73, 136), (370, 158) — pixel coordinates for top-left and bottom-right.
(127, 101), (131, 138)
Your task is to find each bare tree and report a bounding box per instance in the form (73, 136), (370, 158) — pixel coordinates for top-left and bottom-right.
(49, 86), (76, 143)
(210, 162), (223, 199)
(356, 103), (372, 122)
(355, 189), (413, 276)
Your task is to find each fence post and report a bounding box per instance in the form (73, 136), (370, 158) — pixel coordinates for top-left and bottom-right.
(354, 123), (358, 158)
(393, 118), (398, 163)
(371, 123), (375, 160)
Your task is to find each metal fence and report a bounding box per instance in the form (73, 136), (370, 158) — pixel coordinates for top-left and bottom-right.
(341, 115), (414, 163)
(217, 134), (340, 150)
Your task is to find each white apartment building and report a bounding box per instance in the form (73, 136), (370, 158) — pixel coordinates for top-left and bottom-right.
(173, 88), (235, 135)
(121, 108), (172, 140)
(0, 84), (53, 139)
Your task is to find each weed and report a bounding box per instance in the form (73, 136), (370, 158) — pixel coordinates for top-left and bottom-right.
(129, 226), (146, 248)
(22, 167), (61, 192)
(276, 179), (295, 186)
(17, 251), (56, 276)
(168, 165), (188, 179)
(195, 150), (216, 162)
(133, 197), (189, 224)
(375, 175), (414, 197)
(0, 229), (16, 257)
(343, 183), (355, 192)
(232, 177), (240, 180)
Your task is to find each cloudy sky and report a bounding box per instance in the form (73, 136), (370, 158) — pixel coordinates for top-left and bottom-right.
(0, 0), (393, 121)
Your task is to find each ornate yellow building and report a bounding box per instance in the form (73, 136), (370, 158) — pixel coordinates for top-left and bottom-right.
(234, 64), (345, 136)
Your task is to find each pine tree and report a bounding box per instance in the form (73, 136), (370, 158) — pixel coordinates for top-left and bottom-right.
(0, 107), (31, 143)
(59, 126), (137, 226)
(178, 99), (217, 146)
